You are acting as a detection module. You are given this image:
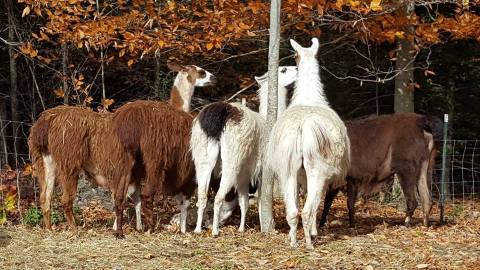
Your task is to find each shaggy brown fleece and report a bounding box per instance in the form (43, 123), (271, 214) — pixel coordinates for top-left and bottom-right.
(113, 100), (196, 230)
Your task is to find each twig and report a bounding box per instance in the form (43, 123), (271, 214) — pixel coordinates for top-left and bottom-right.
(224, 82), (256, 102)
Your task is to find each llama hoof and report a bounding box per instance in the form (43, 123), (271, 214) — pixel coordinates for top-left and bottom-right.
(238, 227), (245, 233)
(305, 243), (314, 250)
(404, 216), (412, 227)
(136, 224), (144, 232)
(194, 228), (202, 234)
(289, 241), (299, 248)
(212, 230), (220, 237)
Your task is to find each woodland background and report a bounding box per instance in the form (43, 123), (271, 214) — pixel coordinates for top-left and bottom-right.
(1, 0), (480, 165)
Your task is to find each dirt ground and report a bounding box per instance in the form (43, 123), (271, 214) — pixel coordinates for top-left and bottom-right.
(1, 196), (479, 269)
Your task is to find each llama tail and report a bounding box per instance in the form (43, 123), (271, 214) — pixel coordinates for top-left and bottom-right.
(28, 114), (51, 154)
(422, 115), (443, 142)
(265, 120), (303, 183)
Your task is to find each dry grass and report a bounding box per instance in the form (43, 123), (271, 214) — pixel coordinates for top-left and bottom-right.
(1, 195), (479, 270)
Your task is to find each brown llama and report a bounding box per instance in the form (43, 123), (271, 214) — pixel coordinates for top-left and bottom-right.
(113, 64), (216, 233)
(319, 113), (443, 228)
(28, 106), (136, 238)
(28, 63), (215, 237)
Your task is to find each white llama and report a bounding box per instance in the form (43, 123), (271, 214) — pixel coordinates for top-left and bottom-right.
(191, 67), (297, 236)
(265, 38), (350, 249)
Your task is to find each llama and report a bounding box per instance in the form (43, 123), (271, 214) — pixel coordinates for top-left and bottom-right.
(113, 64), (216, 233)
(318, 113), (442, 228)
(191, 66), (297, 235)
(265, 38), (350, 249)
(28, 106), (136, 238)
(28, 63), (214, 237)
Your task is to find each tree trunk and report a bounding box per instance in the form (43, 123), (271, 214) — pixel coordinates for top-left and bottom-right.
(444, 78), (456, 200)
(394, 2), (415, 113)
(62, 43), (69, 105)
(259, 0), (281, 233)
(392, 1), (415, 208)
(0, 99), (8, 165)
(7, 0), (19, 167)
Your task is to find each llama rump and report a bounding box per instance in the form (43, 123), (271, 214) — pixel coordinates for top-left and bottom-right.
(191, 66), (297, 235)
(265, 38), (350, 249)
(113, 64), (216, 233)
(28, 106), (137, 238)
(319, 113), (443, 228)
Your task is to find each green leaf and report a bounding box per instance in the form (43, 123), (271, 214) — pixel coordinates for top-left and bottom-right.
(0, 211), (6, 225)
(5, 193), (16, 212)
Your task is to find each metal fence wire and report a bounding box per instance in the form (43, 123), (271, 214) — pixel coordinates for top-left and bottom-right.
(0, 119), (478, 222)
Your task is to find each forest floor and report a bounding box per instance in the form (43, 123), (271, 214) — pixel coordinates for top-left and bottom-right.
(1, 195), (479, 270)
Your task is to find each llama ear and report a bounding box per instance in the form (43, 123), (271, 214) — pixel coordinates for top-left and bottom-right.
(290, 39), (302, 52)
(310, 38), (319, 52)
(167, 63), (186, 72)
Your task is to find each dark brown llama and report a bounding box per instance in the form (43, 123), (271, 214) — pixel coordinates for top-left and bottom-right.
(113, 64), (216, 233)
(319, 113), (443, 228)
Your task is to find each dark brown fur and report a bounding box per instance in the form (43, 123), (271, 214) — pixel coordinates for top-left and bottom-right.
(197, 102), (243, 141)
(113, 100), (196, 230)
(28, 105), (136, 237)
(319, 113), (442, 227)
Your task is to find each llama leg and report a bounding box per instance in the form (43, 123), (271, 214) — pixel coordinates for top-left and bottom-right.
(302, 159), (327, 250)
(175, 194), (190, 233)
(194, 141), (219, 233)
(418, 159), (433, 226)
(283, 171), (299, 247)
(142, 168), (164, 233)
(113, 175), (131, 239)
(237, 178), (250, 232)
(220, 196), (237, 226)
(347, 180), (358, 228)
(398, 171), (418, 226)
(40, 154), (55, 230)
(59, 171), (78, 228)
(132, 184), (143, 231)
(212, 169), (237, 236)
(319, 188), (340, 227)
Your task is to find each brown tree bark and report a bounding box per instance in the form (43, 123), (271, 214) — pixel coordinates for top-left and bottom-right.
(7, 0), (19, 166)
(394, 1), (415, 113)
(62, 43), (69, 104)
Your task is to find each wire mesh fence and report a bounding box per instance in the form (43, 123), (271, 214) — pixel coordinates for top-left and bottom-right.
(432, 140), (480, 202)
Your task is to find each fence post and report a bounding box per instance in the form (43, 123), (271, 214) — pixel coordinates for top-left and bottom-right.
(439, 113), (449, 224)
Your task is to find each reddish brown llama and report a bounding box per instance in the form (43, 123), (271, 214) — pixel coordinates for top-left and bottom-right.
(28, 106), (136, 238)
(319, 113), (443, 228)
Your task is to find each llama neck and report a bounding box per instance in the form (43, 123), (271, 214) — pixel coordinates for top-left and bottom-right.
(290, 59), (329, 108)
(169, 73), (195, 112)
(258, 84), (288, 118)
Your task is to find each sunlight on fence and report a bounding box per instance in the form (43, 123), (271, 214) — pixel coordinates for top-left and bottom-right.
(432, 140), (480, 203)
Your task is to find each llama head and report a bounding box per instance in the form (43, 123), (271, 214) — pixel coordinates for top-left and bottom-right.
(168, 63), (217, 87)
(290, 38), (319, 65)
(254, 66), (297, 88)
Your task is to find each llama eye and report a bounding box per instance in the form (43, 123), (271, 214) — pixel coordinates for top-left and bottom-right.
(281, 68), (286, 73)
(198, 70), (206, 78)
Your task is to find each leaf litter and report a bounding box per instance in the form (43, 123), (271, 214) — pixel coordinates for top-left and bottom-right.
(1, 194), (479, 269)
